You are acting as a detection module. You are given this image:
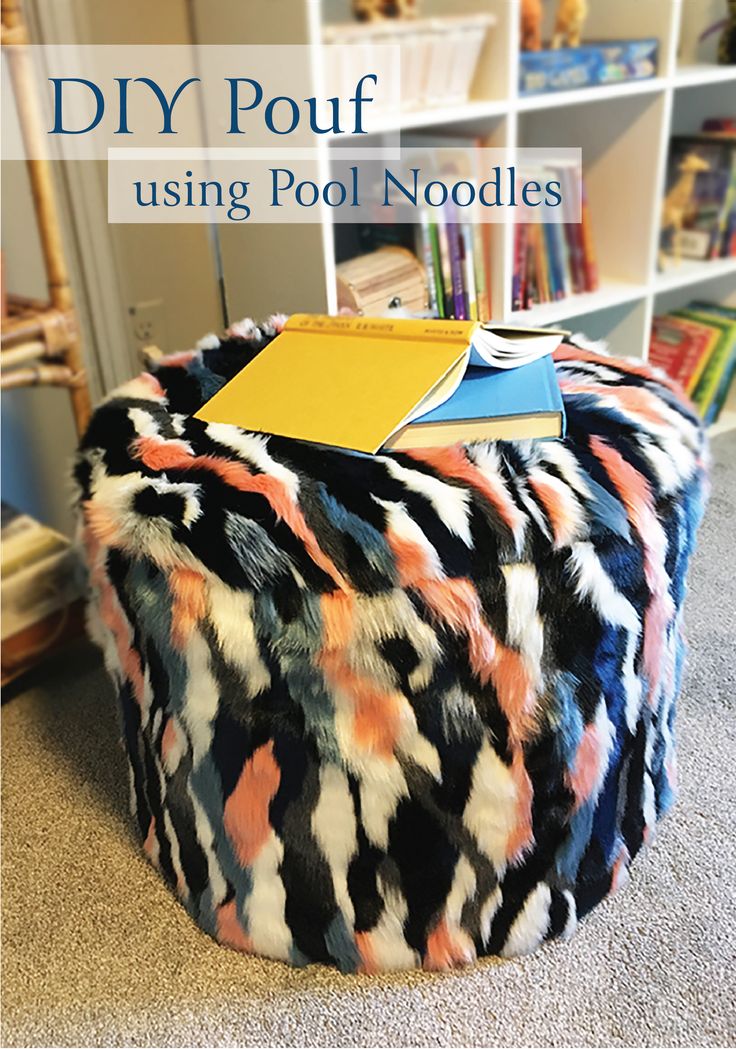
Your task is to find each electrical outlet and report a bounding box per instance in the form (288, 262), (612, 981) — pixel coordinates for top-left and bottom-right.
(128, 299), (167, 353)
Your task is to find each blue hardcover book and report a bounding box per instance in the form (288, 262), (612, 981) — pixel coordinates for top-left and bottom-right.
(385, 356), (565, 449)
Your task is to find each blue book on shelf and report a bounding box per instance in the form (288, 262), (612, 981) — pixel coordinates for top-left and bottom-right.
(385, 356), (565, 449)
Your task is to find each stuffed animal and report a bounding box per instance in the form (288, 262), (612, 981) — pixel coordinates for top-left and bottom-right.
(698, 0), (736, 64)
(552, 0), (589, 48)
(352, 0), (418, 21)
(660, 152), (711, 267)
(520, 0), (543, 51)
(719, 0), (736, 63)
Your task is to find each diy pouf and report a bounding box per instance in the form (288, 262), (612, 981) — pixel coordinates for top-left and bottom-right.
(75, 318), (708, 972)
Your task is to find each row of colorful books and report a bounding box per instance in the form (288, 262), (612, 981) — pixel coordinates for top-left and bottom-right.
(649, 301), (736, 425)
(415, 212), (493, 321)
(511, 176), (598, 312)
(660, 123), (736, 264)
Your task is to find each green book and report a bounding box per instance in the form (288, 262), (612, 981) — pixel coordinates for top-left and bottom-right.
(675, 307), (736, 419)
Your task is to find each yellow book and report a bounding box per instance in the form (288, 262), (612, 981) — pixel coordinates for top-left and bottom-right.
(194, 314), (567, 454)
(194, 315), (471, 454)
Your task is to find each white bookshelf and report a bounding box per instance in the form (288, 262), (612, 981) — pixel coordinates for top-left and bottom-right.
(199, 0), (736, 359)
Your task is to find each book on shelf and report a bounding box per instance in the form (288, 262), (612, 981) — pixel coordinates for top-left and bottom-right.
(649, 302), (736, 425)
(649, 313), (721, 394)
(194, 314), (567, 453)
(407, 132), (495, 322)
(1, 502), (83, 661)
(512, 166), (597, 312)
(660, 131), (736, 264)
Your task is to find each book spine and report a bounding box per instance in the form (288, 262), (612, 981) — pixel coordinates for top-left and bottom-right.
(437, 217), (452, 317)
(561, 166), (583, 294)
(536, 225), (549, 303)
(671, 311), (722, 394)
(471, 224), (489, 322)
(480, 222), (493, 319)
(513, 222), (524, 310)
(444, 205), (467, 320)
(527, 226), (539, 305)
(418, 213), (439, 316)
(692, 329), (735, 416)
(428, 218), (446, 319)
(716, 150), (736, 259)
(544, 223), (563, 300)
(580, 181), (598, 291)
(461, 225), (478, 321)
(708, 349), (736, 423)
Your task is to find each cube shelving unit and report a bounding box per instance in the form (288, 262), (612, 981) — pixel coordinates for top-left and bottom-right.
(199, 0), (736, 359)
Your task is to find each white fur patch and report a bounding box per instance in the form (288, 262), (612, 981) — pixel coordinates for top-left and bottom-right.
(206, 581), (271, 697)
(244, 833), (292, 961)
(446, 855), (477, 927)
(502, 563), (544, 686)
(464, 739), (519, 873)
(539, 441), (593, 499)
(480, 886), (503, 947)
(312, 764), (357, 926)
(384, 458), (473, 545)
(363, 880), (418, 970)
(180, 631), (220, 764)
(501, 882), (551, 957)
(561, 889), (577, 940)
(568, 542), (641, 634)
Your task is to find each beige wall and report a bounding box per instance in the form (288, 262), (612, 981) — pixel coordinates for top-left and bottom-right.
(72, 0), (223, 353)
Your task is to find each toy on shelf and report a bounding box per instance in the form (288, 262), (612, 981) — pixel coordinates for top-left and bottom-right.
(720, 0), (736, 63)
(698, 0), (736, 65)
(660, 152), (711, 267)
(352, 0), (417, 21)
(519, 0), (590, 54)
(520, 0), (543, 52)
(552, 0), (589, 49)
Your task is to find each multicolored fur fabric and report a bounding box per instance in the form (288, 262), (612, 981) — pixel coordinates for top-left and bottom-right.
(74, 317), (708, 972)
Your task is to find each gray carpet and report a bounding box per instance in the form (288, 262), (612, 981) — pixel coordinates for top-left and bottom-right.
(2, 432), (735, 1049)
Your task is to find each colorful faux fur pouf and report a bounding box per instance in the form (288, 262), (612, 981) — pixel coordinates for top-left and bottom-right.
(74, 318), (708, 972)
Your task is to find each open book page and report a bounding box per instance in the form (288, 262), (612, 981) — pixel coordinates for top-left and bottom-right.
(469, 326), (568, 369)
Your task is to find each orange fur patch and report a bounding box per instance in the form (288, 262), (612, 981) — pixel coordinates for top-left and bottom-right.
(169, 567), (207, 648)
(567, 719), (605, 809)
(529, 475), (581, 548)
(216, 898), (254, 952)
(319, 649), (405, 758)
(224, 741), (281, 867)
(320, 591), (356, 651)
(355, 931), (379, 974)
(424, 918), (476, 970)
